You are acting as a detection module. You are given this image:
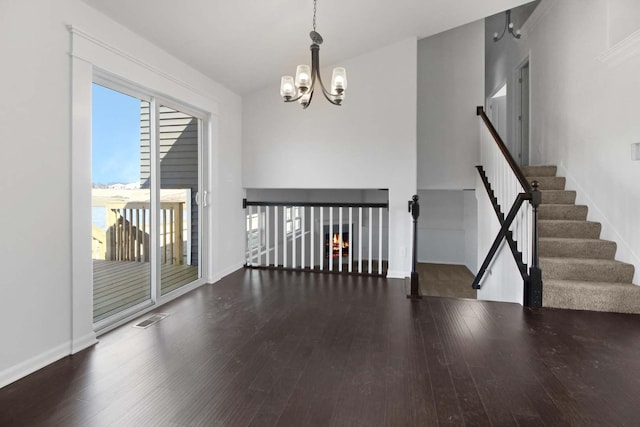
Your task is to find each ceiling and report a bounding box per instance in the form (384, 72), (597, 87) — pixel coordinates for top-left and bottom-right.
(82, 0), (533, 95)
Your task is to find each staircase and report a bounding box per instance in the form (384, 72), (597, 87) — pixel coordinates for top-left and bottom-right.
(522, 166), (640, 314)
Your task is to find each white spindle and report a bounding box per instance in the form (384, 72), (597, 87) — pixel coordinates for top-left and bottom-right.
(338, 208), (343, 272)
(348, 207), (353, 273)
(311, 207), (315, 270)
(368, 207), (373, 274)
(320, 207), (324, 270)
(292, 207), (297, 268)
(247, 205), (252, 265)
(378, 207), (383, 275)
(301, 207), (305, 269)
(329, 207), (333, 271)
(283, 206), (287, 268)
(266, 206), (270, 266)
(274, 206), (279, 267)
(257, 206), (262, 266)
(358, 207), (363, 273)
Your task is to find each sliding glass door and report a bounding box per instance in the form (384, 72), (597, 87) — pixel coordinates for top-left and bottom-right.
(92, 84), (152, 322)
(155, 105), (201, 295)
(91, 81), (203, 325)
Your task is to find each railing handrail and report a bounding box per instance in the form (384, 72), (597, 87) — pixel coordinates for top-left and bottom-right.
(475, 106), (542, 308)
(243, 199), (388, 209)
(476, 106), (532, 194)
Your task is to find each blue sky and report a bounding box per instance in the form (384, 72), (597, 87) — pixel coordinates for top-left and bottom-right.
(92, 83), (142, 185)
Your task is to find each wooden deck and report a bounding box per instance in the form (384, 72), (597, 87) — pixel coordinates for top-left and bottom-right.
(93, 260), (198, 322)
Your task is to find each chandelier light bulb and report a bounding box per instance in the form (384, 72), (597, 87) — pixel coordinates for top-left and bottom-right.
(295, 65), (311, 90)
(280, 76), (296, 99)
(299, 92), (311, 107)
(331, 67), (347, 93)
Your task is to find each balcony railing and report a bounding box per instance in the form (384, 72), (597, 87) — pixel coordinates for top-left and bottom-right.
(92, 188), (190, 266)
(244, 200), (389, 276)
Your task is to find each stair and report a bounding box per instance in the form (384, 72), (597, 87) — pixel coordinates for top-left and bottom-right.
(522, 165), (640, 314)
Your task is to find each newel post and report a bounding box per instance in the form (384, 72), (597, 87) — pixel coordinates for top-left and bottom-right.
(407, 195), (422, 299)
(526, 181), (543, 308)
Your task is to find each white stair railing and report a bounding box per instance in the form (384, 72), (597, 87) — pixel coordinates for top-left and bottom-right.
(244, 200), (388, 276)
(475, 106), (542, 307)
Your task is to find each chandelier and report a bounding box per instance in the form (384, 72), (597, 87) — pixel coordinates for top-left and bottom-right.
(279, 0), (347, 108)
(493, 10), (521, 42)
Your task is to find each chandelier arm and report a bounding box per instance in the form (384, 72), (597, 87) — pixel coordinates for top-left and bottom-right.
(317, 75), (342, 104)
(312, 42), (343, 101)
(494, 21), (508, 41)
(494, 10), (520, 41)
(303, 89), (314, 109)
(284, 93), (305, 103)
(320, 87), (342, 105)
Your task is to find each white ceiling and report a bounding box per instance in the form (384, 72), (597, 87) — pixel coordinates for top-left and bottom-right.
(82, 0), (533, 95)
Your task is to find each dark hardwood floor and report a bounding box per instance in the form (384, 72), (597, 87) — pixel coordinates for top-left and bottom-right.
(2, 269), (640, 426)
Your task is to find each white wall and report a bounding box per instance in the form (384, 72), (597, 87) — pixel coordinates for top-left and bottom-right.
(0, 0), (243, 388)
(415, 20), (484, 270)
(464, 189), (478, 273)
(415, 189), (477, 273)
(417, 20), (484, 190)
(486, 0), (640, 284)
(242, 38), (418, 278)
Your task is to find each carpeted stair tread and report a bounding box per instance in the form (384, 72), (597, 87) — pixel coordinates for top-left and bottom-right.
(539, 219), (601, 239)
(522, 165), (557, 177)
(525, 176), (566, 190)
(521, 165), (639, 313)
(539, 237), (617, 259)
(543, 279), (640, 314)
(538, 204), (588, 220)
(540, 190), (576, 204)
(540, 257), (635, 283)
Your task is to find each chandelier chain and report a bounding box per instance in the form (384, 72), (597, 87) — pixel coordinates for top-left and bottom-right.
(313, 0), (317, 31)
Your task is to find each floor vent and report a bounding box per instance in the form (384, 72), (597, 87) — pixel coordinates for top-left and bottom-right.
(134, 313), (168, 329)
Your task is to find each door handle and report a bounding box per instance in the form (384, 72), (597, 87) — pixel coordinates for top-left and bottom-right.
(196, 191), (209, 208)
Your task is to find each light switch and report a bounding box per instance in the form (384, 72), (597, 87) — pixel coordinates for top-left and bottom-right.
(632, 142), (640, 161)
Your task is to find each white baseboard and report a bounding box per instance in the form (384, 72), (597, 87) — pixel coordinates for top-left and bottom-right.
(418, 259), (465, 266)
(0, 341), (70, 389)
(210, 261), (244, 284)
(71, 332), (98, 354)
(386, 269), (409, 279)
(559, 165), (640, 284)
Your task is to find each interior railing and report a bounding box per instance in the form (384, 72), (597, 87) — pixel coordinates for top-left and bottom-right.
(243, 199), (388, 276)
(474, 106), (542, 307)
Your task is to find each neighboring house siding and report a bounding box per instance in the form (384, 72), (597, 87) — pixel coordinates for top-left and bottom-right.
(140, 104), (199, 265)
